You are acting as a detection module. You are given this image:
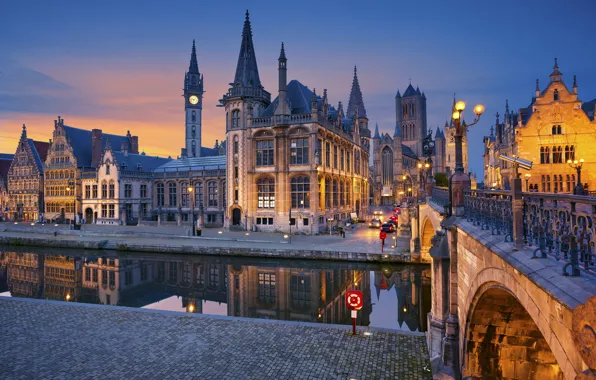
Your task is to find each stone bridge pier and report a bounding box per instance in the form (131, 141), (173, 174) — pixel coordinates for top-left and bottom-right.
(421, 189), (596, 380)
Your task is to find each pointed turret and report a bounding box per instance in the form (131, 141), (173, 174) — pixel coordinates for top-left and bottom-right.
(573, 75), (578, 94)
(347, 66), (367, 119)
(233, 10), (262, 88)
(395, 90), (401, 99)
(21, 124), (27, 139)
(189, 39), (199, 73)
(393, 121), (401, 138)
(535, 79), (540, 97)
(505, 99), (510, 116)
(274, 42), (290, 116)
(374, 123), (381, 139)
(549, 57), (563, 82)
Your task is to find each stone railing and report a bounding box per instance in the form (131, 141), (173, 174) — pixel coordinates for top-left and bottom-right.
(462, 189), (596, 276)
(220, 87), (271, 103)
(430, 186), (450, 209)
(252, 114), (313, 128)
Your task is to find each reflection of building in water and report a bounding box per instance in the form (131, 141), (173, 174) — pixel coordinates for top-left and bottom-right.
(0, 251), (8, 292)
(43, 255), (82, 302)
(5, 252), (44, 297)
(154, 259), (227, 311)
(82, 257), (157, 306)
(375, 266), (431, 332)
(227, 265), (371, 325)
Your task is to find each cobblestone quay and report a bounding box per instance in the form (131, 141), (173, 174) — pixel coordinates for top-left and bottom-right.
(0, 298), (431, 379)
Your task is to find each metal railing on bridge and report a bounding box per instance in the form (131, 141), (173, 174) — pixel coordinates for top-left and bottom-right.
(462, 189), (596, 277)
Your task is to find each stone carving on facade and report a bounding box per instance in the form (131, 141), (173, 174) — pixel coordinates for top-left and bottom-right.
(573, 295), (596, 379)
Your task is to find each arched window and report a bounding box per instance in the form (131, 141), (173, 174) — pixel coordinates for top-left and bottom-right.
(544, 147), (550, 164)
(192, 110), (196, 122)
(157, 183), (164, 206)
(181, 182), (189, 207)
(332, 180), (338, 207)
(382, 147), (394, 186)
(553, 146), (563, 164)
(101, 181), (108, 199)
(257, 178), (274, 208)
(232, 110), (240, 128)
(291, 176), (310, 209)
(345, 180), (351, 206)
(557, 125), (562, 134)
(109, 181), (115, 199)
(191, 126), (196, 139)
(569, 145), (575, 161)
(541, 175), (546, 192)
(233, 136), (239, 154)
(554, 89), (559, 101)
(194, 182), (203, 207)
(208, 181), (218, 207)
(168, 182), (177, 207)
(552, 126), (557, 135)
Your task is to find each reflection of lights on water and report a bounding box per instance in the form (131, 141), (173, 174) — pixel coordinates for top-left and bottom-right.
(188, 304), (195, 313)
(363, 332), (372, 336)
(65, 294), (71, 301)
(403, 307), (407, 313)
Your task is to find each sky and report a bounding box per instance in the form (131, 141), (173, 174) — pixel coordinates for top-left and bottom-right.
(1, 0), (595, 176)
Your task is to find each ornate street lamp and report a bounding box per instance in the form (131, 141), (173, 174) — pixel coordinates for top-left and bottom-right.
(450, 101), (485, 216)
(524, 173), (531, 192)
(188, 185), (195, 236)
(568, 158), (586, 195)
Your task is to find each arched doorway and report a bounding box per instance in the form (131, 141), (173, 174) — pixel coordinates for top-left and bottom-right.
(420, 219), (435, 258)
(85, 208), (93, 224)
(232, 208), (241, 226)
(463, 287), (563, 379)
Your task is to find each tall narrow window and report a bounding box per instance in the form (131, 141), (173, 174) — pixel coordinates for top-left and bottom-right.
(257, 178), (274, 208)
(333, 146), (338, 169)
(181, 182), (189, 207)
(258, 273), (276, 304)
(382, 147), (394, 186)
(339, 181), (344, 206)
(332, 180), (338, 207)
(325, 178), (331, 209)
(554, 89), (559, 101)
(256, 140), (274, 166)
(192, 110), (196, 122)
(101, 182), (107, 199)
(194, 182), (204, 207)
(233, 136), (239, 154)
(208, 181), (218, 207)
(558, 175), (564, 192)
(168, 183), (177, 207)
(325, 142), (330, 167)
(290, 138), (309, 165)
(109, 182), (115, 199)
(140, 184), (147, 198)
(85, 185), (90, 199)
(92, 185), (98, 199)
(544, 147), (550, 164)
(232, 110), (240, 128)
(157, 183), (164, 206)
(546, 175), (551, 192)
(291, 176), (310, 209)
(124, 184), (132, 198)
(340, 149), (344, 171)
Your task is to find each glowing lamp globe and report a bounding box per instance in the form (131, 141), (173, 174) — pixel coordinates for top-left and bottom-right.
(452, 111), (460, 120)
(474, 104), (485, 116)
(455, 101), (466, 111)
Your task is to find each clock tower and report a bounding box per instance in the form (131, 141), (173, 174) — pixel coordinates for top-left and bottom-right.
(183, 40), (204, 158)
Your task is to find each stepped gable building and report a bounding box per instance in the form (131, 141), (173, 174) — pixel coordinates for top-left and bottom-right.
(153, 155), (226, 228)
(371, 84), (446, 206)
(220, 11), (371, 234)
(0, 153), (13, 221)
(44, 116), (139, 223)
(6, 125), (49, 222)
(81, 140), (171, 225)
(483, 59), (596, 193)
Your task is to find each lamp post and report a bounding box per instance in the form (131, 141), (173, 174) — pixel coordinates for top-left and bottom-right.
(450, 101), (485, 216)
(568, 158), (585, 195)
(188, 185), (195, 236)
(524, 173), (531, 192)
(66, 181), (75, 227)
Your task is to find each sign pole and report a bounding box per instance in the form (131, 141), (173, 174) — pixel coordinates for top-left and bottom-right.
(351, 310), (357, 335)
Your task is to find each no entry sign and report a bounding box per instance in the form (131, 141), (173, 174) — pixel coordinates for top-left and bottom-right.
(346, 290), (363, 310)
(379, 231), (387, 240)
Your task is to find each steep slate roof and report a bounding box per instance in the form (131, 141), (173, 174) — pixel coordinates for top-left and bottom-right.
(155, 155), (226, 173)
(32, 141), (49, 162)
(113, 151), (172, 172)
(200, 147), (220, 157)
(402, 84), (417, 97)
(0, 154), (14, 161)
(63, 126), (130, 168)
(435, 126), (444, 139)
(373, 123), (380, 139)
(402, 145), (417, 159)
(233, 11), (262, 89)
(27, 139), (45, 173)
(582, 98), (596, 121)
(262, 80), (318, 117)
(0, 154), (13, 186)
(347, 66), (367, 119)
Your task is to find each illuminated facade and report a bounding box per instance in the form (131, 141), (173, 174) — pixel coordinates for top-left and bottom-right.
(483, 59), (596, 192)
(7, 125), (49, 221)
(221, 12), (370, 233)
(5, 252), (44, 298)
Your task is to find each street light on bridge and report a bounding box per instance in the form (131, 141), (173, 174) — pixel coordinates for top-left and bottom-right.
(568, 158), (586, 195)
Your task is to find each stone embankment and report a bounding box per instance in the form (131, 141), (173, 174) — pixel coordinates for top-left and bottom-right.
(0, 224), (422, 264)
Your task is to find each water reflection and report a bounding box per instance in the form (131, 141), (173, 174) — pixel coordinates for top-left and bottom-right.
(0, 248), (431, 332)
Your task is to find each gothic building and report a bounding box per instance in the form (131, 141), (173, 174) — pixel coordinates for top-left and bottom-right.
(372, 85), (446, 206)
(81, 142), (171, 225)
(483, 59), (596, 193)
(7, 125), (49, 221)
(44, 116), (139, 223)
(221, 12), (370, 234)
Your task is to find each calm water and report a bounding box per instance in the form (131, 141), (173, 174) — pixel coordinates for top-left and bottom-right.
(0, 246), (431, 332)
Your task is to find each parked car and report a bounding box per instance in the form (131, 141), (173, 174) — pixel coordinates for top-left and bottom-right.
(380, 223), (395, 233)
(369, 218), (382, 228)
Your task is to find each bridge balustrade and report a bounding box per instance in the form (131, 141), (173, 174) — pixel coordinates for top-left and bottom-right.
(463, 189), (596, 276)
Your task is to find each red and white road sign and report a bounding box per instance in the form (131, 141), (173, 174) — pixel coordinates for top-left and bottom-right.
(379, 231), (387, 240)
(346, 290), (363, 310)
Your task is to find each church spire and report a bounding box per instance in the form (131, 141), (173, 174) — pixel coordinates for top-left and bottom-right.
(347, 66), (367, 119)
(189, 39), (199, 73)
(374, 123), (380, 139)
(549, 57), (563, 82)
(274, 42), (290, 116)
(233, 10), (262, 88)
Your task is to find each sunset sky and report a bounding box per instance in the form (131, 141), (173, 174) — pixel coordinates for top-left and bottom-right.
(1, 0), (595, 176)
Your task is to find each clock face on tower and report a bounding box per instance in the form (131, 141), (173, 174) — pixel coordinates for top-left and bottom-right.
(189, 95), (199, 105)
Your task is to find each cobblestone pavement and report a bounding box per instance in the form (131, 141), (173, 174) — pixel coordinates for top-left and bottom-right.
(0, 298), (432, 380)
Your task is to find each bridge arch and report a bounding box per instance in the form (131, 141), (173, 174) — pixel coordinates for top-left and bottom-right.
(462, 273), (565, 379)
(420, 218), (436, 260)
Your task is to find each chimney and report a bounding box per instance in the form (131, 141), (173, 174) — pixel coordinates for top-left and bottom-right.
(131, 136), (139, 154)
(91, 129), (103, 168)
(120, 141), (128, 156)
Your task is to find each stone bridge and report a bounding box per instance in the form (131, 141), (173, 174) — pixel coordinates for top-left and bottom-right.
(408, 187), (596, 379)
